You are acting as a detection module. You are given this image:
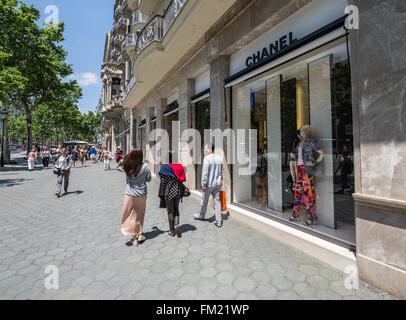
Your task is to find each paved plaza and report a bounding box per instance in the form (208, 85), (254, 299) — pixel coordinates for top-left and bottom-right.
(0, 153), (396, 300)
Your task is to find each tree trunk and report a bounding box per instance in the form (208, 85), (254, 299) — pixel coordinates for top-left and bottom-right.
(1, 100), (10, 164)
(26, 112), (32, 155)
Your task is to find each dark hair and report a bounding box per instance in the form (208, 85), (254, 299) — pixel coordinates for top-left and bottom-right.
(123, 149), (143, 178)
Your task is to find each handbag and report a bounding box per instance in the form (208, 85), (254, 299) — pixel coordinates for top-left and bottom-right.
(53, 168), (61, 175)
(183, 185), (191, 197)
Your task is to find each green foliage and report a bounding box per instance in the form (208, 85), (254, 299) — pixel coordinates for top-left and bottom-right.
(8, 114), (26, 142)
(0, 0), (83, 151)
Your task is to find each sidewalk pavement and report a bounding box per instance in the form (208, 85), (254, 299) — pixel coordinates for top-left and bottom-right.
(0, 156), (396, 300)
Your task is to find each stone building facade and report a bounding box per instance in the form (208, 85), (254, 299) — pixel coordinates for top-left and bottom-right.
(102, 0), (406, 299)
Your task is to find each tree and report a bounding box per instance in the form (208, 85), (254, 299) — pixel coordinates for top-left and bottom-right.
(0, 0), (80, 153)
(8, 114), (26, 144)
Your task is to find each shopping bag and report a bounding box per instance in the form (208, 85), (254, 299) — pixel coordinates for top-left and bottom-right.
(220, 191), (227, 212)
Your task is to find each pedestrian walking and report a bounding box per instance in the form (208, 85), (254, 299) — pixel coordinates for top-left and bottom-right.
(54, 147), (73, 198)
(194, 143), (224, 227)
(102, 147), (112, 170)
(71, 146), (79, 168)
(27, 148), (37, 171)
(89, 145), (97, 163)
(56, 145), (62, 156)
(115, 147), (124, 164)
(118, 149), (152, 247)
(158, 162), (187, 237)
(41, 146), (51, 168)
(79, 146), (87, 167)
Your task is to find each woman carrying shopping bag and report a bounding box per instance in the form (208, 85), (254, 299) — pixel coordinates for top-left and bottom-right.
(158, 163), (189, 238)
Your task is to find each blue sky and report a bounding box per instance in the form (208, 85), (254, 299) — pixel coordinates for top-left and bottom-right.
(22, 0), (114, 113)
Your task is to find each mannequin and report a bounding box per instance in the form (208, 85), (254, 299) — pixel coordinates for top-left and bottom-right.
(289, 125), (323, 225)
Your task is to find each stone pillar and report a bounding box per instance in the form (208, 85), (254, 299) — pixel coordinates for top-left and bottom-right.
(349, 0), (406, 300)
(111, 122), (116, 152)
(178, 79), (195, 188)
(129, 111), (134, 149)
(210, 56), (229, 130)
(210, 55), (231, 201)
(156, 98), (168, 166)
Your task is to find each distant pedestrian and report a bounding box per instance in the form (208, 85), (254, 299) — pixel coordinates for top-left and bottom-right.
(158, 162), (187, 237)
(115, 147), (123, 163)
(89, 145), (97, 163)
(119, 149), (151, 247)
(79, 146), (87, 167)
(27, 148), (37, 171)
(56, 145), (62, 156)
(41, 146), (51, 168)
(54, 147), (73, 198)
(102, 147), (111, 170)
(194, 143), (224, 227)
(71, 146), (79, 168)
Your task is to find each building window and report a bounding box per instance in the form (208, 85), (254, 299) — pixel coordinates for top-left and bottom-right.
(232, 39), (355, 244)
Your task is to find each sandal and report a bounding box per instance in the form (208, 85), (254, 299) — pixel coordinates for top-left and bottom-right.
(137, 233), (146, 243)
(168, 230), (175, 237)
(130, 237), (138, 247)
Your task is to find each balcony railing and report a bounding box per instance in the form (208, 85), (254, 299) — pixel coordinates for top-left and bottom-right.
(114, 5), (122, 17)
(124, 77), (136, 100)
(135, 16), (163, 56)
(131, 9), (148, 27)
(111, 48), (119, 60)
(122, 33), (136, 51)
(135, 0), (187, 56)
(117, 53), (123, 64)
(114, 34), (124, 45)
(163, 0), (187, 35)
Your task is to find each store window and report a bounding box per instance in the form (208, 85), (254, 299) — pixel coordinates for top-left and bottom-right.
(232, 39), (355, 244)
(195, 98), (211, 189)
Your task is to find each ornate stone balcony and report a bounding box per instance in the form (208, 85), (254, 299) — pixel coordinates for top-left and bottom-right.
(114, 4), (122, 18)
(111, 48), (119, 60)
(113, 34), (125, 49)
(131, 9), (148, 31)
(124, 76), (136, 100)
(122, 33), (136, 52)
(134, 0), (187, 56)
(117, 53), (124, 65)
(121, 0), (132, 19)
(124, 0), (239, 108)
(114, 16), (128, 35)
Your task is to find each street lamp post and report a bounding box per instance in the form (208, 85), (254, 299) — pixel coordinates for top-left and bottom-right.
(0, 110), (9, 168)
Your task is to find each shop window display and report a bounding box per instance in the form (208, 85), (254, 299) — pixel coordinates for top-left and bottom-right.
(232, 40), (355, 244)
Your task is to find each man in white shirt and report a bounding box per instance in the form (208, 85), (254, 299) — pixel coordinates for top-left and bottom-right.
(54, 147), (73, 197)
(194, 143), (224, 227)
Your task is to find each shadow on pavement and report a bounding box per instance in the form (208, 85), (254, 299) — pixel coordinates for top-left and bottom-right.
(0, 165), (46, 172)
(0, 178), (33, 187)
(142, 226), (166, 241)
(61, 190), (84, 196)
(179, 224), (197, 234)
